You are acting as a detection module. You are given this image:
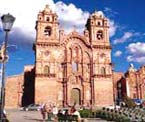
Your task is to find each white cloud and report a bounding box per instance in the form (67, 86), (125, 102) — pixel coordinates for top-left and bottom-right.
(103, 7), (118, 37)
(104, 7), (112, 13)
(104, 7), (118, 18)
(55, 1), (89, 33)
(114, 50), (122, 57)
(109, 20), (117, 37)
(127, 42), (145, 54)
(126, 42), (145, 64)
(0, 0), (116, 45)
(127, 56), (145, 63)
(0, 0), (55, 37)
(0, 0), (91, 40)
(114, 32), (133, 44)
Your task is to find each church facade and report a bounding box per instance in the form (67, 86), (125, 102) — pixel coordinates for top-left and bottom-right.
(34, 5), (113, 107)
(117, 65), (145, 101)
(5, 5), (145, 108)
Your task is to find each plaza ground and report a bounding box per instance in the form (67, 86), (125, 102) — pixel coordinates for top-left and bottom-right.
(6, 108), (108, 122)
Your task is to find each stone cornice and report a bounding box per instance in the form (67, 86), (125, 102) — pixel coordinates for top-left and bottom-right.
(92, 45), (112, 49)
(94, 74), (112, 78)
(36, 73), (56, 78)
(36, 42), (60, 46)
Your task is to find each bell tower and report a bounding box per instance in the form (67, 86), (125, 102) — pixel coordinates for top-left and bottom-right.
(85, 11), (112, 75)
(35, 5), (59, 43)
(86, 11), (113, 105)
(86, 11), (109, 46)
(35, 5), (60, 76)
(34, 5), (60, 103)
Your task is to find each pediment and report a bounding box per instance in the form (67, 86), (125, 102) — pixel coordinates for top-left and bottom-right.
(61, 30), (90, 47)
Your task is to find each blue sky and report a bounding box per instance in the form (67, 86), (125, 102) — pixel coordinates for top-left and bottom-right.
(0, 0), (145, 76)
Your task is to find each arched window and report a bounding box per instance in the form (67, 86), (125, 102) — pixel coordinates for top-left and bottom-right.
(72, 46), (80, 62)
(46, 17), (50, 22)
(44, 26), (51, 36)
(75, 47), (79, 61)
(72, 61), (78, 72)
(96, 30), (103, 40)
(98, 22), (101, 26)
(101, 67), (106, 75)
(117, 82), (122, 99)
(70, 48), (72, 62)
(44, 65), (50, 74)
(87, 63), (90, 69)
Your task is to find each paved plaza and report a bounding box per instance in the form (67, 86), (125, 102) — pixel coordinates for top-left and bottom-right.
(6, 109), (42, 122)
(6, 108), (107, 122)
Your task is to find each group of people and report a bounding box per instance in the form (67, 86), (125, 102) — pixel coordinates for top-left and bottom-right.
(63, 106), (81, 119)
(40, 103), (57, 121)
(40, 103), (81, 122)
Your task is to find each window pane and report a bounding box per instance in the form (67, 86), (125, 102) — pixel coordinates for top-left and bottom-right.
(72, 61), (78, 72)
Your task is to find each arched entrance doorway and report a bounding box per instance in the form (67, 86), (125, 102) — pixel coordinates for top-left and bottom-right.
(70, 88), (81, 105)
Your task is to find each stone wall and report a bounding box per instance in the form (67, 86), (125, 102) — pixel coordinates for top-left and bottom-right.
(5, 74), (23, 108)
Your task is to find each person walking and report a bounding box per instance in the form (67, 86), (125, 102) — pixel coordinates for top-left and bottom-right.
(71, 107), (81, 122)
(52, 105), (58, 122)
(40, 103), (47, 121)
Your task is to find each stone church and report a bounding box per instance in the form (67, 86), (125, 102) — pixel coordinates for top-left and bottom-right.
(5, 5), (115, 108)
(33, 5), (113, 107)
(117, 64), (145, 101)
(4, 5), (145, 108)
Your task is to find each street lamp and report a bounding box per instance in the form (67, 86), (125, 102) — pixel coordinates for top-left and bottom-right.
(0, 13), (15, 121)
